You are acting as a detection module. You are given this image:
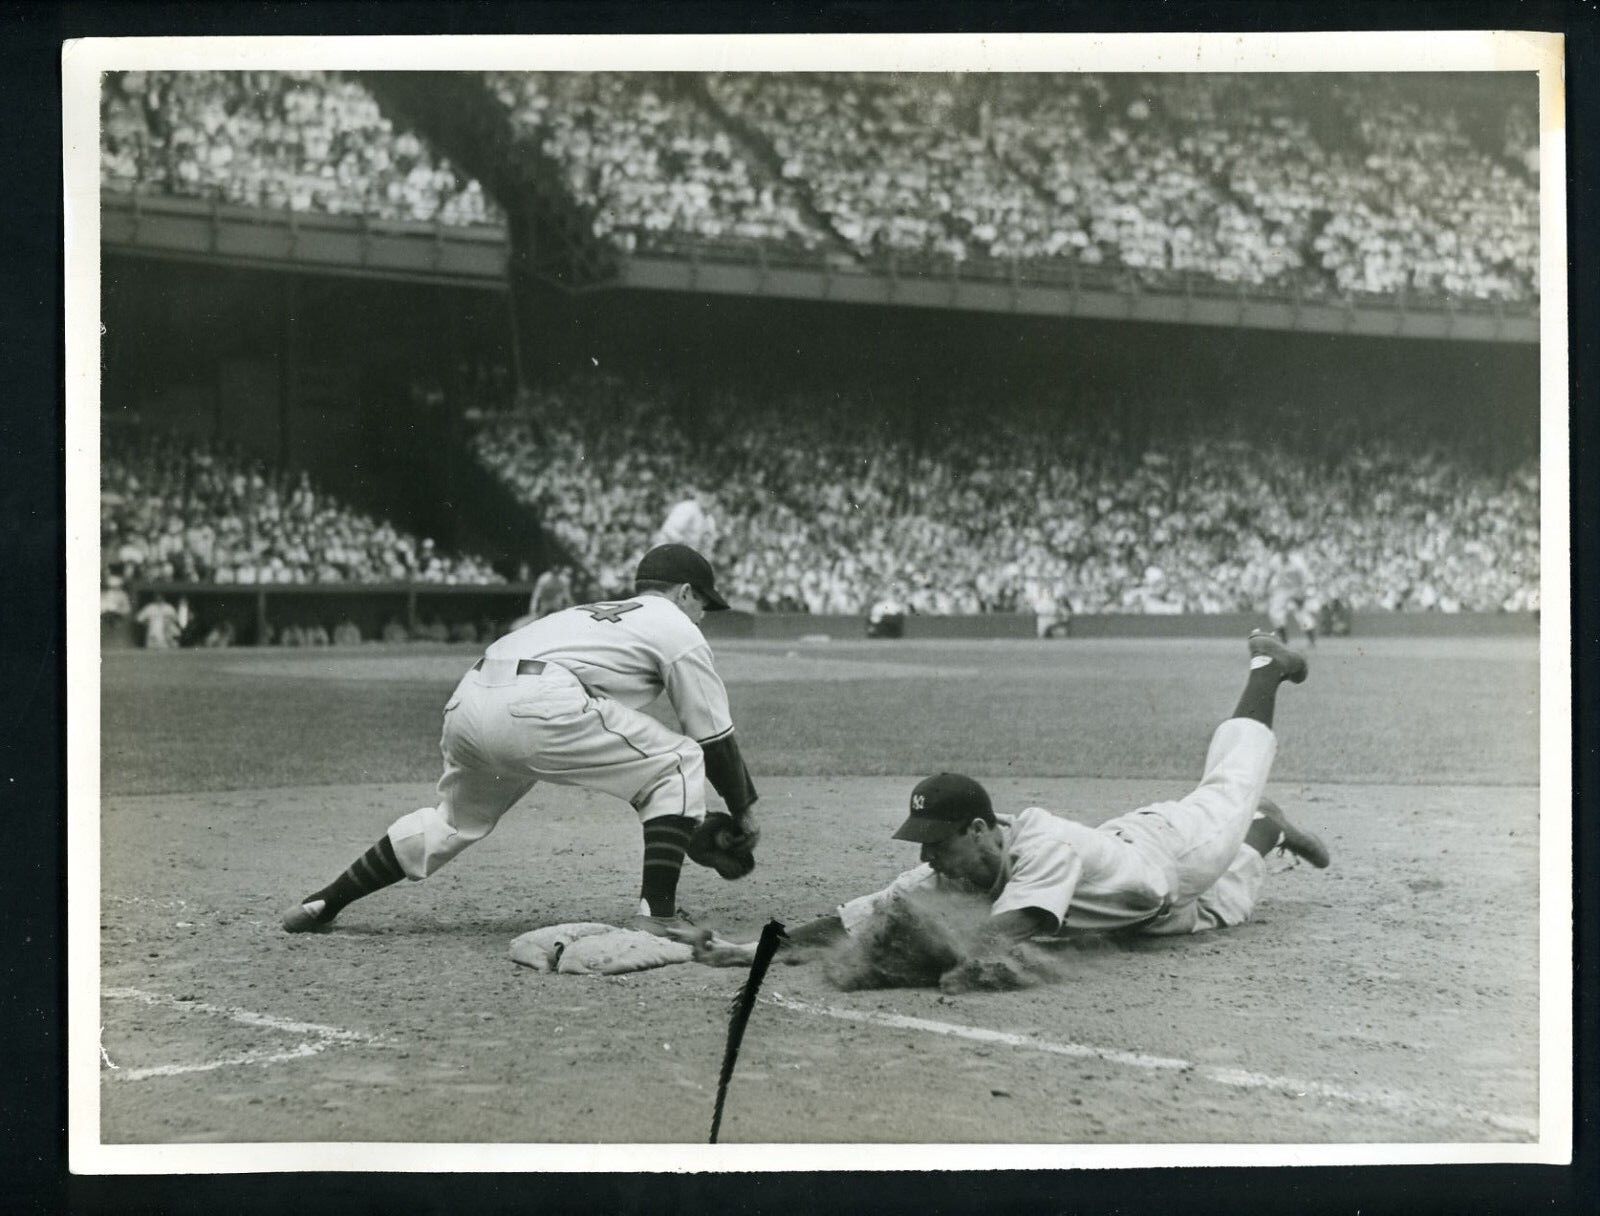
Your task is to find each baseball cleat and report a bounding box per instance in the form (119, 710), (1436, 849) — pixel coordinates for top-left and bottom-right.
(1256, 797), (1330, 869)
(281, 898), (337, 933)
(1248, 630), (1309, 683)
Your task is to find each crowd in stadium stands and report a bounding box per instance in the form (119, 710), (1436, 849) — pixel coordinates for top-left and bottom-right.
(488, 73), (825, 253)
(101, 70), (498, 226)
(102, 70), (1538, 304)
(1309, 81), (1538, 302)
(101, 431), (503, 588)
(709, 72), (1035, 264)
(470, 376), (1539, 618)
(986, 75), (1320, 289)
(704, 73), (1538, 302)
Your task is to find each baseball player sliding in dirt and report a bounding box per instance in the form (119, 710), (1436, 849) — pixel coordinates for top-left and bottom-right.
(281, 544), (761, 938)
(781, 632), (1329, 992)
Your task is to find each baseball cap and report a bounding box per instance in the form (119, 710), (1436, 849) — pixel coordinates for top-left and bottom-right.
(891, 773), (995, 844)
(635, 543), (730, 611)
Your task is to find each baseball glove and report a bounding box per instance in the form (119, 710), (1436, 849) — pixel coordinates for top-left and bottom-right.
(687, 813), (759, 880)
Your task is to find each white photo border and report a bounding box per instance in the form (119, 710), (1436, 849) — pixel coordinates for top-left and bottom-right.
(63, 29), (1570, 1174)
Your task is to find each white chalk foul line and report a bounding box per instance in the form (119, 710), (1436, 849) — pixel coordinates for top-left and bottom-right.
(763, 993), (1537, 1139)
(103, 987), (380, 1043)
(118, 1042), (328, 1081)
(102, 987), (388, 1081)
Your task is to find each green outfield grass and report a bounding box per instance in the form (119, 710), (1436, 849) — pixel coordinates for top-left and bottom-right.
(102, 636), (1538, 798)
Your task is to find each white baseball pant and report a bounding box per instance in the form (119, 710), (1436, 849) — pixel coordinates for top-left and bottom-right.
(1102, 717), (1277, 936)
(387, 661), (707, 879)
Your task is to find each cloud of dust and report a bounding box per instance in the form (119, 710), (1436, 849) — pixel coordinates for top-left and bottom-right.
(820, 888), (1133, 992)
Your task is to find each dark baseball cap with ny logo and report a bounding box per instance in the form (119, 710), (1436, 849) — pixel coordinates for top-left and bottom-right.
(891, 773), (996, 843)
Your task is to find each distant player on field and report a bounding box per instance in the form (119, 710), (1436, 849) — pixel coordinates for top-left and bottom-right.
(1267, 549), (1321, 646)
(530, 564), (574, 618)
(782, 632), (1329, 991)
(281, 544), (761, 938)
(135, 592), (182, 650)
(655, 484), (718, 556)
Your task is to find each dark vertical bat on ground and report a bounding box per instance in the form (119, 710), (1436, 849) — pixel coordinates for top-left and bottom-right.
(709, 918), (786, 1144)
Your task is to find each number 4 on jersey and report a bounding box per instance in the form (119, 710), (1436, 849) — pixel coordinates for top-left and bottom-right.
(582, 601), (644, 624)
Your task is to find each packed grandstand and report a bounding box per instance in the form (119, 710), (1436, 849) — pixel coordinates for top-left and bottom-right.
(101, 431), (503, 587)
(99, 69), (1542, 624)
(101, 70), (500, 226)
(104, 69), (1539, 304)
(101, 374), (1540, 617)
(469, 375), (1539, 617)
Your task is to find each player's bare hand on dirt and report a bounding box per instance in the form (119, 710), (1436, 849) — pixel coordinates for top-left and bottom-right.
(628, 913), (714, 951)
(938, 952), (1031, 994)
(627, 923), (757, 967)
(694, 939), (759, 967)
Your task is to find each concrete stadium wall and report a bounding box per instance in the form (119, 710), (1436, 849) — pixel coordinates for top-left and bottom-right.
(702, 610), (1538, 642)
(109, 584), (1537, 649)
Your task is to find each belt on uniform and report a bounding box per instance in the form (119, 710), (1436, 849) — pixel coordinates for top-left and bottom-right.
(472, 658), (547, 677)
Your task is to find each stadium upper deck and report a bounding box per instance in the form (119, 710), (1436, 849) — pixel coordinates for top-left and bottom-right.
(101, 70), (498, 226)
(102, 70), (1539, 307)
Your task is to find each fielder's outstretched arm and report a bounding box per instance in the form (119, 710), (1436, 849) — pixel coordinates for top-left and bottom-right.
(659, 642), (760, 826)
(701, 732), (759, 821)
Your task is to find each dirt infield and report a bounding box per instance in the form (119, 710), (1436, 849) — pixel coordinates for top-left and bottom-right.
(95, 637), (1543, 1145)
(100, 777), (1538, 1143)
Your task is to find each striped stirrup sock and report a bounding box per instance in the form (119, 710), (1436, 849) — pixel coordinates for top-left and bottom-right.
(639, 815), (695, 917)
(306, 834), (407, 919)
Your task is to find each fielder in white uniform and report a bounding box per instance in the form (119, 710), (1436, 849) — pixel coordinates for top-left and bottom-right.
(135, 593), (182, 650)
(281, 544), (760, 936)
(655, 487), (718, 555)
(785, 632), (1329, 988)
(1267, 551), (1321, 646)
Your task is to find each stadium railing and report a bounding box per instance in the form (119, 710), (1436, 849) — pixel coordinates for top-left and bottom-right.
(101, 192), (510, 288)
(102, 192), (1539, 340)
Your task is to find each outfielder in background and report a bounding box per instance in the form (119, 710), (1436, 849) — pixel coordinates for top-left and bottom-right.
(529, 564), (575, 619)
(655, 484), (718, 555)
(507, 564), (576, 632)
(1267, 549), (1321, 646)
(783, 632), (1329, 992)
(282, 544), (761, 937)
